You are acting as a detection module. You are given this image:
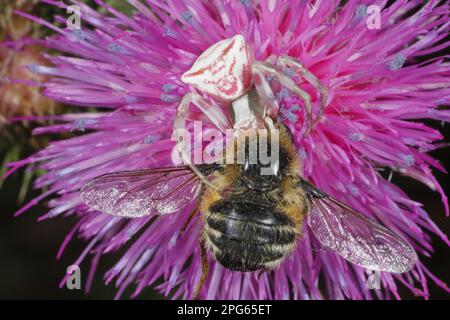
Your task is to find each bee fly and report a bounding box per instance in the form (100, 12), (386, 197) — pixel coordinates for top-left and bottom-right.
(81, 35), (417, 299)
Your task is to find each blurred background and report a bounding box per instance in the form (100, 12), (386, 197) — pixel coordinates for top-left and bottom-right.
(0, 0), (161, 300)
(0, 0), (448, 299)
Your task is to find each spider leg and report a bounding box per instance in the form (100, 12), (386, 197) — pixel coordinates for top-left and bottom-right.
(251, 64), (280, 119)
(278, 55), (329, 128)
(173, 93), (230, 190)
(175, 93), (230, 133)
(193, 230), (209, 300)
(252, 61), (313, 135)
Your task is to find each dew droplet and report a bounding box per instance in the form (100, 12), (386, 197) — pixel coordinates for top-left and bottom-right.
(71, 119), (86, 132)
(347, 184), (360, 197)
(123, 95), (138, 104)
(282, 67), (295, 78)
(163, 27), (176, 38)
(27, 64), (39, 74)
(108, 43), (127, 54)
(299, 147), (307, 160)
(144, 135), (160, 144)
(282, 104), (301, 122)
(160, 93), (178, 102)
(356, 5), (368, 18)
(182, 11), (193, 22)
(162, 83), (175, 92)
(401, 154), (415, 167)
(349, 132), (364, 142)
(70, 28), (84, 42)
(388, 54), (406, 71)
(277, 88), (291, 100)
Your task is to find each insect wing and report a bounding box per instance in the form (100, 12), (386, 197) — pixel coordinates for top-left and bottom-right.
(301, 179), (417, 273)
(81, 166), (202, 218)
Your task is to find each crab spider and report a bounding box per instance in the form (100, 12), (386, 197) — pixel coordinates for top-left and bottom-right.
(173, 35), (328, 185)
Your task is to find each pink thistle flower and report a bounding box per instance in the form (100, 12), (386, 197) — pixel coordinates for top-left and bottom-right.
(8, 0), (450, 299)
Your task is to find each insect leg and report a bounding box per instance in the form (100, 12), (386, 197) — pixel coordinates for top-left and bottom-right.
(193, 230), (209, 300)
(277, 55), (329, 129)
(255, 269), (268, 280)
(252, 61), (313, 135)
(181, 198), (202, 236)
(174, 93), (230, 190)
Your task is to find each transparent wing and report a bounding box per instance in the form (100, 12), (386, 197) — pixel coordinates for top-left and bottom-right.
(299, 178), (417, 273)
(81, 165), (215, 218)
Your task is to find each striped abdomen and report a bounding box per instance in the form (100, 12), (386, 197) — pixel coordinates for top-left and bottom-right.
(205, 196), (297, 271)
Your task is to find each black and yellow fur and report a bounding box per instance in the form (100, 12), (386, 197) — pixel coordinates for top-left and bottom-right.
(199, 123), (308, 271)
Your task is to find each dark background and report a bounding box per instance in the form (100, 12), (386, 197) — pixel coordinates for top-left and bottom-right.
(0, 166), (162, 300)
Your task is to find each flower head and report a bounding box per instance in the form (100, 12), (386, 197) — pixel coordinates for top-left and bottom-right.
(9, 0), (450, 299)
(0, 0), (57, 123)
(0, 0), (59, 196)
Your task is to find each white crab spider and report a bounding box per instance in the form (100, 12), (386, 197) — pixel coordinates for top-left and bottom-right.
(173, 35), (329, 186)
